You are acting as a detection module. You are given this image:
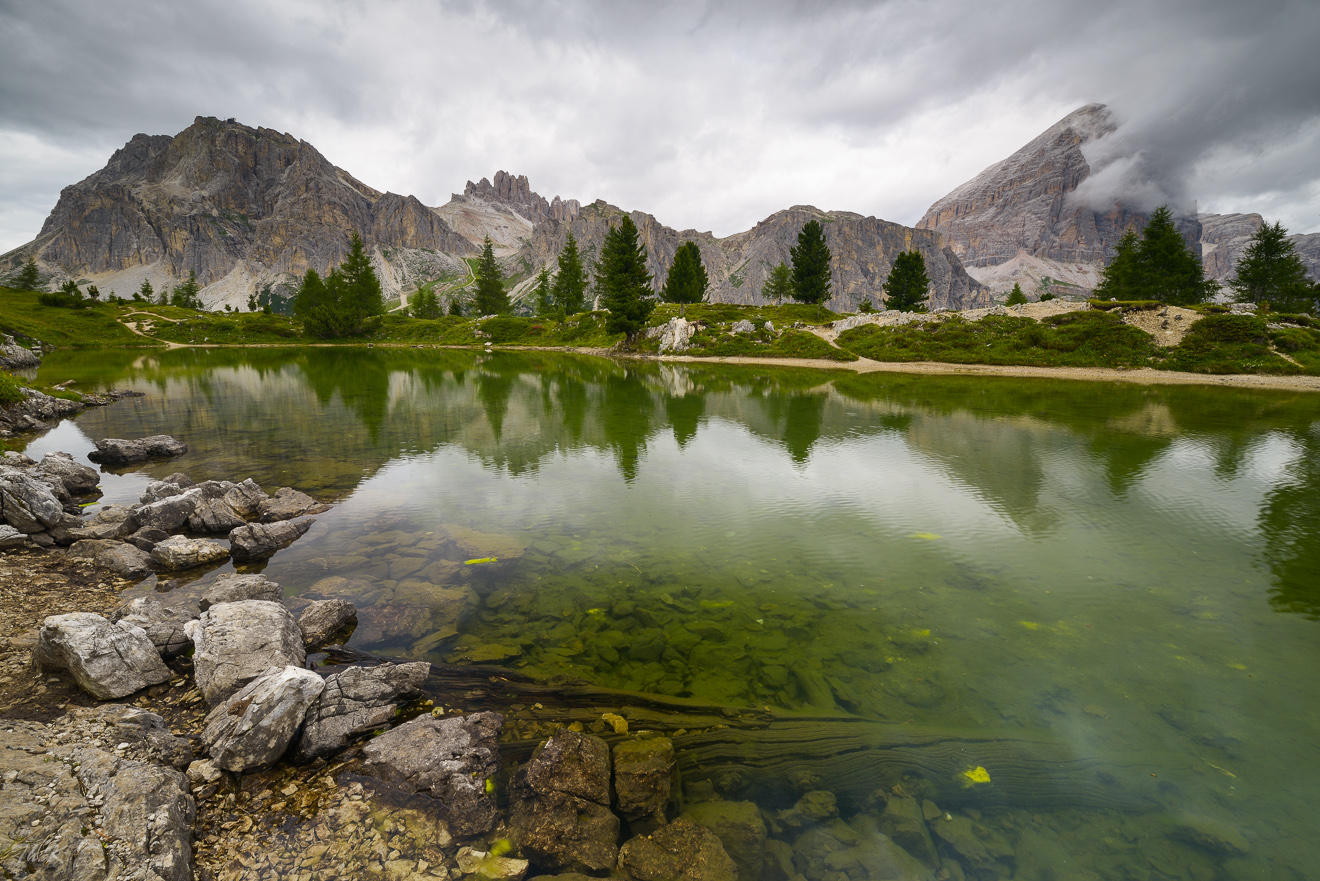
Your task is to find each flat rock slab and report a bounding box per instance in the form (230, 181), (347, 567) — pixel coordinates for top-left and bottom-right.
(259, 486), (329, 522)
(203, 665), (325, 772)
(185, 600), (306, 706)
(68, 539), (155, 580)
(150, 534), (230, 570)
(32, 612), (172, 700)
(361, 711), (503, 839)
(229, 518), (314, 561)
(88, 435), (187, 465)
(617, 817), (738, 881)
(297, 598), (357, 648)
(200, 572), (282, 609)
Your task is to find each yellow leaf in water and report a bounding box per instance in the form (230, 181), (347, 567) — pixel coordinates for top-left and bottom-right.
(1018, 621), (1040, 630)
(961, 766), (991, 785)
(910, 533), (942, 540)
(1228, 663), (1248, 670)
(464, 557), (498, 565)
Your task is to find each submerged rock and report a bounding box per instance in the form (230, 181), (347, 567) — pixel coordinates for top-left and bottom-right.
(683, 800), (767, 881)
(526, 730), (612, 806)
(511, 731), (619, 874)
(88, 434), (188, 465)
(617, 817), (738, 881)
(292, 661), (428, 763)
(259, 486), (328, 521)
(32, 612), (172, 699)
(297, 598), (358, 648)
(229, 517), (314, 560)
(185, 600), (306, 705)
(202, 665), (325, 772)
(200, 572), (283, 609)
(613, 736), (676, 821)
(361, 711), (504, 839)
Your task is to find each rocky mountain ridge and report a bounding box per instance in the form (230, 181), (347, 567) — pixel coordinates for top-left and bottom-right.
(1199, 213), (1320, 283)
(3, 117), (989, 312)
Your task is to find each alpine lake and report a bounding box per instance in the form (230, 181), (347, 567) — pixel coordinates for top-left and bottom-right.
(21, 346), (1320, 881)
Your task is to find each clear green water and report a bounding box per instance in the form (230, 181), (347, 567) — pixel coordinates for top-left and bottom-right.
(26, 347), (1320, 878)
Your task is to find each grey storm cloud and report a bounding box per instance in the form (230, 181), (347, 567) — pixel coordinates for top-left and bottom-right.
(1, 0), (1318, 254)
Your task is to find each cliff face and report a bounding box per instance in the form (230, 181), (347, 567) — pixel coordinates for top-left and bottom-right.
(917, 104), (1200, 295)
(14, 117), (473, 307)
(1201, 213), (1320, 283)
(514, 201), (991, 312)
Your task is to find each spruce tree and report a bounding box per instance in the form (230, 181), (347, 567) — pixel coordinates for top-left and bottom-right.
(338, 232), (385, 323)
(1094, 228), (1142, 300)
(762, 262), (792, 303)
(1136, 207), (1215, 306)
(790, 220), (832, 313)
(1005, 282), (1028, 306)
(595, 215), (654, 342)
(553, 233), (588, 316)
(533, 268), (555, 317)
(661, 241), (708, 315)
(15, 256), (40, 290)
(170, 270), (203, 309)
(882, 251), (930, 312)
(1230, 221), (1315, 312)
(449, 296), (464, 316)
(293, 268), (335, 338)
(472, 236), (509, 315)
(138, 279), (154, 303)
(410, 286), (442, 319)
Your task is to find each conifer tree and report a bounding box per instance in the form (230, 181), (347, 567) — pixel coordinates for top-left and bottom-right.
(472, 236), (509, 315)
(138, 279), (154, 303)
(533, 268), (555, 317)
(1135, 207), (1215, 306)
(882, 251), (930, 312)
(790, 220), (832, 313)
(595, 215), (654, 342)
(449, 296), (464, 316)
(338, 232), (385, 321)
(1094, 228), (1142, 300)
(661, 241), (708, 316)
(15, 256), (40, 290)
(170, 270), (203, 309)
(293, 268), (335, 337)
(762, 262), (792, 304)
(1230, 221), (1315, 312)
(410, 286), (442, 319)
(1005, 282), (1028, 306)
(553, 233), (588, 316)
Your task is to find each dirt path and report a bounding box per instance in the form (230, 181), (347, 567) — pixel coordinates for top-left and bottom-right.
(118, 311), (188, 349)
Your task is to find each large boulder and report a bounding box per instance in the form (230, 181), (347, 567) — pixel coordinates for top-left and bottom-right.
(613, 737), (675, 821)
(186, 480), (248, 533)
(0, 524), (27, 548)
(258, 486), (328, 522)
(140, 472), (195, 504)
(510, 731), (619, 874)
(32, 612), (172, 699)
(110, 595), (197, 658)
(229, 518), (314, 560)
(0, 334), (40, 368)
(617, 818), (738, 881)
(36, 453), (100, 496)
(221, 478), (270, 520)
(68, 503), (138, 541)
(185, 600), (306, 706)
(361, 711), (504, 839)
(87, 435), (188, 466)
(291, 661), (429, 763)
(150, 535), (230, 570)
(68, 539), (156, 580)
(683, 801), (767, 881)
(133, 488), (201, 532)
(202, 665), (325, 772)
(0, 469), (65, 533)
(200, 572), (282, 609)
(297, 598), (358, 648)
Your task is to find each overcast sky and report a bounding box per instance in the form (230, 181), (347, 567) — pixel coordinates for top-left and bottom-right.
(2, 0), (1318, 255)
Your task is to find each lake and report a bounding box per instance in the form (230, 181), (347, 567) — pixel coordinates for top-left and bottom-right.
(26, 346), (1320, 879)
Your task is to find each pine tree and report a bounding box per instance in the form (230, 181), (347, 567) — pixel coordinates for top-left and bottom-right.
(882, 251), (930, 312)
(472, 236), (510, 315)
(553, 233), (588, 316)
(1094, 228), (1142, 300)
(293, 268), (336, 338)
(790, 220), (832, 313)
(338, 232), (385, 323)
(661, 241), (708, 315)
(15, 257), (40, 290)
(762, 262), (792, 303)
(1005, 283), (1028, 306)
(533, 268), (555, 317)
(136, 279), (153, 303)
(595, 215), (655, 342)
(410, 287), (442, 319)
(170, 270), (203, 309)
(1230, 221), (1315, 312)
(449, 296), (464, 316)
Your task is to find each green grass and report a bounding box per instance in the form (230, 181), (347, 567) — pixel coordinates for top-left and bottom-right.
(0, 287), (159, 348)
(674, 326), (858, 361)
(150, 310), (303, 344)
(0, 370), (23, 405)
(837, 311), (1155, 368)
(648, 302), (843, 327)
(1155, 314), (1309, 375)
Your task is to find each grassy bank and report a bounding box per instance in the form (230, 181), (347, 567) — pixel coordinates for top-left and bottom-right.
(5, 284), (1318, 376)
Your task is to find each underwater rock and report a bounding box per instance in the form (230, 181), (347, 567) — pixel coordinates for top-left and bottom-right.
(511, 730), (618, 873)
(297, 598), (358, 648)
(456, 846), (530, 880)
(228, 517), (314, 560)
(33, 612), (172, 699)
(613, 737), (676, 821)
(185, 600), (306, 705)
(779, 790), (840, 829)
(361, 711), (504, 839)
(881, 793), (939, 868)
(682, 800), (767, 881)
(88, 434), (187, 465)
(1169, 816), (1250, 857)
(202, 665), (325, 773)
(150, 535), (230, 570)
(258, 486), (328, 522)
(110, 595), (198, 658)
(292, 661), (429, 763)
(526, 730), (612, 806)
(616, 817), (738, 881)
(928, 813), (1014, 876)
(200, 572), (283, 609)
